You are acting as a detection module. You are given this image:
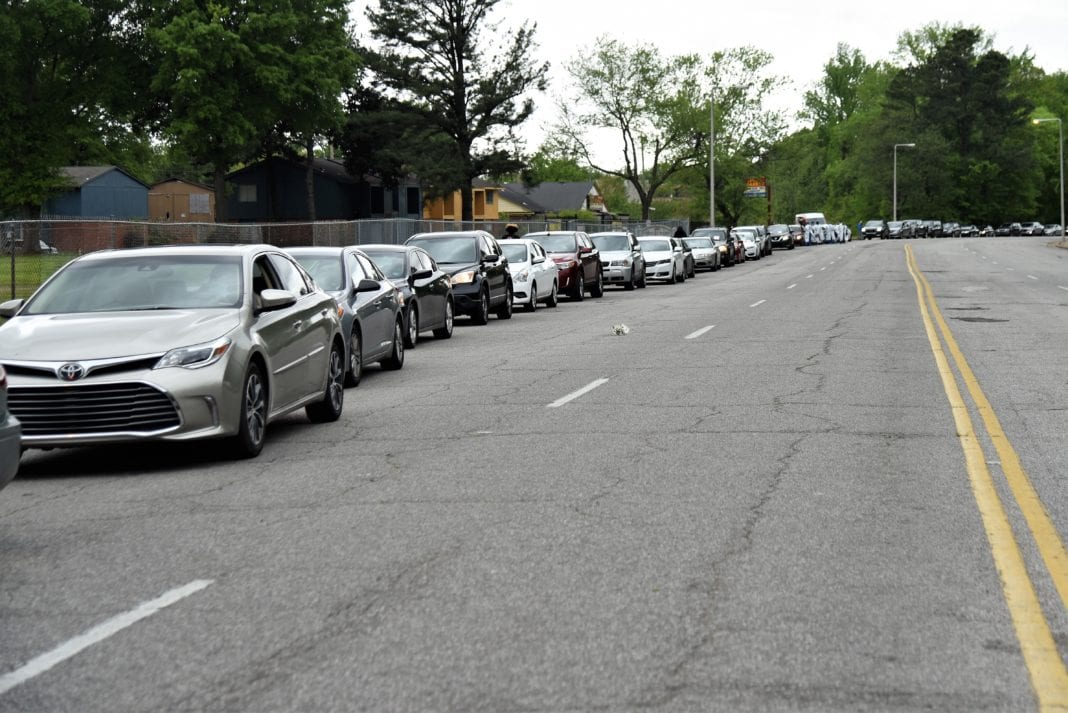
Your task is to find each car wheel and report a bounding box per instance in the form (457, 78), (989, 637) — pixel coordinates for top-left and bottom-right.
(570, 274), (584, 301)
(668, 265), (677, 284)
(381, 319), (405, 370)
(525, 282), (537, 312)
(624, 270), (636, 290)
(496, 285), (513, 319)
(546, 281), (559, 307)
(590, 269), (604, 297)
(231, 362), (267, 458)
(688, 263), (696, 278)
(678, 264), (686, 282)
(403, 304), (418, 349)
(344, 328), (362, 388)
(433, 299), (454, 339)
(306, 341), (345, 423)
(638, 271), (647, 288)
(472, 288), (490, 324)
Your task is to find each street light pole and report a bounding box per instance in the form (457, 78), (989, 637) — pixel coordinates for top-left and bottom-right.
(1033, 117), (1065, 238)
(709, 94), (716, 227)
(893, 143), (915, 223)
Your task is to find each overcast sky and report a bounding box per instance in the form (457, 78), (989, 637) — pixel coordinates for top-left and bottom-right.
(350, 0), (1068, 164)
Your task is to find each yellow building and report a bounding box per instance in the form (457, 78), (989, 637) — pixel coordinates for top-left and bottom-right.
(423, 185), (499, 221)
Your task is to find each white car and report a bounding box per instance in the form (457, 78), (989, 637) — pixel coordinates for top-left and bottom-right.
(589, 231), (646, 290)
(500, 238), (559, 311)
(732, 229), (760, 259)
(637, 236), (687, 284)
(679, 236), (721, 271)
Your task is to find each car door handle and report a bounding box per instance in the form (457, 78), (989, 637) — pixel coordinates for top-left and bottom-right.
(292, 320), (303, 331)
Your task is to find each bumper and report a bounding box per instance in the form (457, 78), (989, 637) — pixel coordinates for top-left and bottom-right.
(644, 262), (674, 280)
(601, 264), (635, 284)
(451, 282), (484, 316)
(0, 413), (20, 490)
(511, 276), (533, 305)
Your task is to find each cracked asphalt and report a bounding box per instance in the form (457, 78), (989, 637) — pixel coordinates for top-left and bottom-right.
(1, 236), (1065, 712)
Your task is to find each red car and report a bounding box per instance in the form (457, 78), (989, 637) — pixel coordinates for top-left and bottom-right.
(525, 230), (604, 300)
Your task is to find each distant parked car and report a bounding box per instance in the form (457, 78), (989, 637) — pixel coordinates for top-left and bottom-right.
(767, 224), (795, 250)
(1045, 224), (1064, 236)
(405, 231), (513, 323)
(499, 238), (560, 311)
(1021, 221), (1046, 236)
(995, 223), (1022, 236)
(637, 236), (686, 283)
(680, 236), (722, 269)
(942, 222), (961, 237)
(905, 220), (928, 238)
(979, 225), (995, 237)
(886, 221), (911, 239)
(732, 229), (761, 259)
(589, 231), (646, 290)
(287, 247), (407, 386)
(525, 230), (603, 301)
(358, 244), (455, 346)
(860, 220), (888, 240)
(925, 220), (943, 238)
(0, 364), (20, 492)
(0, 245), (347, 458)
(690, 227), (735, 265)
(958, 224), (979, 237)
(736, 225), (771, 256)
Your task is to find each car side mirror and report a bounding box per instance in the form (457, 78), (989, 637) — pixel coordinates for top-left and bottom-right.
(480, 254), (500, 264)
(258, 288), (297, 311)
(354, 278), (381, 293)
(0, 298), (25, 318)
(532, 255), (544, 264)
(410, 269), (433, 281)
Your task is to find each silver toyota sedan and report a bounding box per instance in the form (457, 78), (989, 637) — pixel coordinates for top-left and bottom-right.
(0, 245), (346, 458)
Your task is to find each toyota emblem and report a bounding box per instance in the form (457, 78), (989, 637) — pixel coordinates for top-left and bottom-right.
(57, 363), (85, 381)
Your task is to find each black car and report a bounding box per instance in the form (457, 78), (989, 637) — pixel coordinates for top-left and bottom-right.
(886, 220), (912, 239)
(941, 222), (961, 237)
(995, 223), (1022, 236)
(925, 220), (943, 238)
(360, 244), (455, 347)
(906, 220), (928, 238)
(861, 219), (888, 240)
(767, 223), (795, 249)
(405, 231), (512, 324)
(958, 224), (978, 237)
(691, 227), (738, 266)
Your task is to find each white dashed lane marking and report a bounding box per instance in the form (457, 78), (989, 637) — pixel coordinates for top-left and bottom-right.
(547, 378), (609, 408)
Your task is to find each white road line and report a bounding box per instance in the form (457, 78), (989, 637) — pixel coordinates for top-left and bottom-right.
(0, 580), (213, 696)
(685, 325), (715, 340)
(750, 300), (766, 308)
(786, 283), (797, 290)
(806, 274), (814, 279)
(1007, 267), (1015, 271)
(547, 378), (608, 408)
(1027, 275), (1039, 280)
(819, 267), (827, 271)
(1059, 286), (1068, 292)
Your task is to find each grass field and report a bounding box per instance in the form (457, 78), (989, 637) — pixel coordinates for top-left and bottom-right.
(0, 252), (75, 301)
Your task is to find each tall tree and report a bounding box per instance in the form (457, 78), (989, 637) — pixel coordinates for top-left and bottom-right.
(557, 36), (706, 221)
(150, 0), (356, 221)
(361, 0), (548, 221)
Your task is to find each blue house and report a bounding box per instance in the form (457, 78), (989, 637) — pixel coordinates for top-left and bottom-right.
(226, 157), (422, 222)
(43, 166), (149, 219)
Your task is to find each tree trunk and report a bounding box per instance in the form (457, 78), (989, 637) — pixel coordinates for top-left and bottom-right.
(305, 135), (317, 222)
(214, 165), (228, 222)
(460, 178), (474, 223)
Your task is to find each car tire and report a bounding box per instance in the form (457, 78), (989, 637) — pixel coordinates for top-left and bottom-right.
(668, 265), (677, 284)
(403, 304), (418, 349)
(570, 274), (584, 301)
(678, 264), (686, 283)
(638, 271), (647, 288)
(472, 288), (490, 324)
(496, 285), (513, 319)
(624, 271), (636, 291)
(546, 281), (559, 307)
(344, 328), (362, 388)
(590, 269), (604, 297)
(306, 341), (345, 423)
(380, 319), (405, 370)
(525, 282), (537, 312)
(433, 299), (454, 339)
(231, 362), (267, 458)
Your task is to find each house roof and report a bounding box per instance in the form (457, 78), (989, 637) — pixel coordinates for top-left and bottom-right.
(150, 177), (214, 192)
(228, 157), (363, 184)
(60, 166), (149, 189)
(501, 181), (596, 213)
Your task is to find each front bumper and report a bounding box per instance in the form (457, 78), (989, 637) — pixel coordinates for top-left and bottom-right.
(450, 281), (485, 316)
(0, 413), (20, 489)
(601, 262), (636, 284)
(644, 261), (675, 280)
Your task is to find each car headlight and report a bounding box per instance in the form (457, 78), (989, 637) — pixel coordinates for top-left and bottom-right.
(155, 337), (232, 370)
(516, 269), (530, 281)
(451, 270), (476, 285)
(555, 259), (577, 269)
(718, 245), (727, 253)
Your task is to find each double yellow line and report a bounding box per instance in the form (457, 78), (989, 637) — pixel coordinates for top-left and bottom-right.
(905, 245), (1068, 710)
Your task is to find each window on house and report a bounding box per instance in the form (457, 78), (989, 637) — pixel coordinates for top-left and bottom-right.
(189, 193), (210, 214)
(406, 187), (420, 214)
(485, 190), (494, 205)
(238, 185), (257, 203)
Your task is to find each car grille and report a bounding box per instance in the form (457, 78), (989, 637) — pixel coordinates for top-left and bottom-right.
(8, 382), (181, 437)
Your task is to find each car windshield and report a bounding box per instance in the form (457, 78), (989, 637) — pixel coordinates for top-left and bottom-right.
(690, 228), (727, 239)
(682, 237), (713, 249)
(362, 251), (407, 280)
(290, 253), (345, 291)
(22, 254), (244, 314)
(639, 240), (670, 252)
(888, 221), (904, 229)
(406, 236), (477, 264)
(864, 221), (883, 228)
(532, 234), (577, 253)
(591, 234), (630, 251)
(767, 225), (788, 235)
(501, 243), (529, 264)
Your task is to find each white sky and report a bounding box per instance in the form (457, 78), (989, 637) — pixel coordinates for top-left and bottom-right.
(349, 0), (1068, 166)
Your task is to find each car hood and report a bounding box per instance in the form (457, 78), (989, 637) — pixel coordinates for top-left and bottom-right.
(641, 250), (673, 261)
(598, 250), (633, 260)
(0, 310), (241, 361)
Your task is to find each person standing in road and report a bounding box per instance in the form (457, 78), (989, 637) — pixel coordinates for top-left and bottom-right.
(502, 223), (521, 239)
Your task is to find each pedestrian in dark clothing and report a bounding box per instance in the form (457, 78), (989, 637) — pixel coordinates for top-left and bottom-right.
(502, 223), (521, 239)
(673, 226), (687, 238)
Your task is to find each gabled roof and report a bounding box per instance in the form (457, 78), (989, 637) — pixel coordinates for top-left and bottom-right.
(150, 177), (214, 192)
(60, 166), (149, 189)
(228, 156), (362, 184)
(501, 181), (596, 213)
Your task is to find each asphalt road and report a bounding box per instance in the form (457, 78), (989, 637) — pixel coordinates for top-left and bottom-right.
(2, 236), (1066, 712)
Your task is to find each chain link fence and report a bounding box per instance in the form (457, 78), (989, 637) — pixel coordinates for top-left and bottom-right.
(2, 216), (688, 300)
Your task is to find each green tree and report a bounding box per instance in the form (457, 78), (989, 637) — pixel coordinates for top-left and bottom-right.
(150, 0), (356, 221)
(360, 0), (548, 221)
(0, 0), (150, 217)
